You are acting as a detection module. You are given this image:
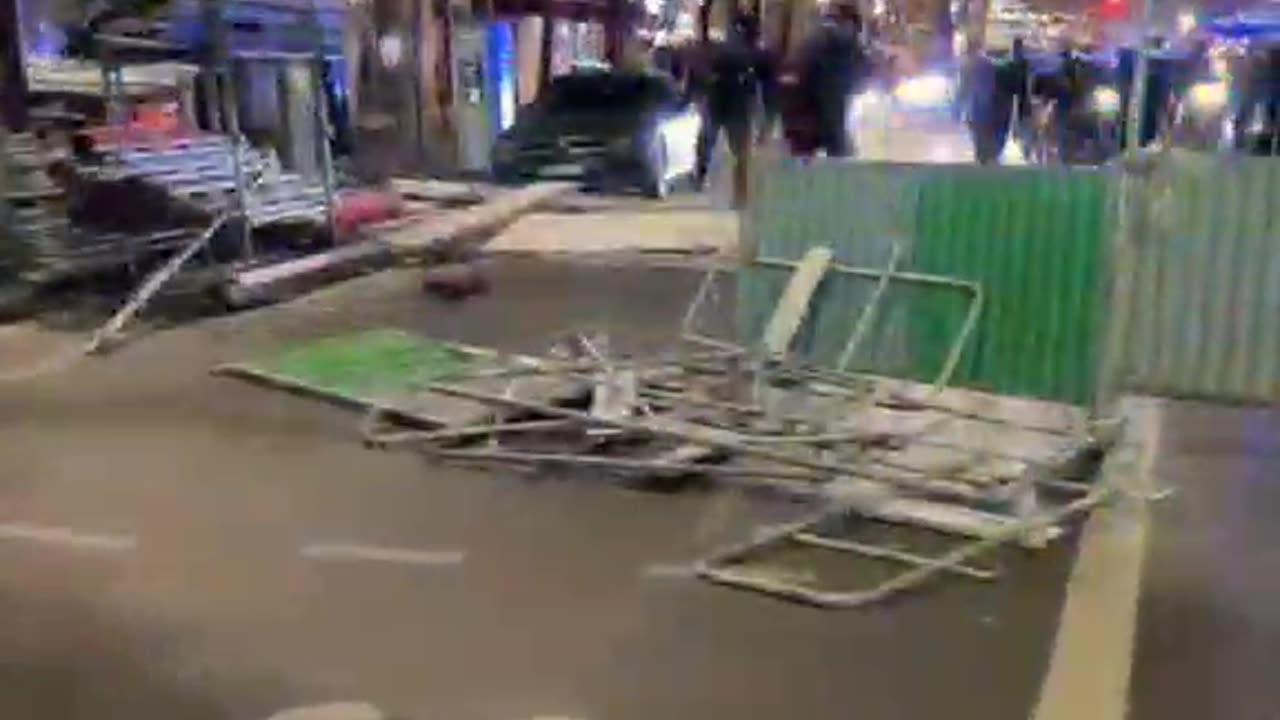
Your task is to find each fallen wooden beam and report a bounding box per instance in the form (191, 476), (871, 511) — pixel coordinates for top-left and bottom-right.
(381, 182), (574, 257)
(88, 214), (228, 354)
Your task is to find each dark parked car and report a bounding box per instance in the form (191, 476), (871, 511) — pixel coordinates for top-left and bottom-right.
(490, 69), (702, 197)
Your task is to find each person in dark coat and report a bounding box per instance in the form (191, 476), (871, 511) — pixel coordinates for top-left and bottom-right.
(1232, 46), (1280, 154)
(1036, 45), (1100, 161)
(968, 53), (1002, 163)
(970, 38), (1032, 164)
(797, 3), (866, 157)
(1001, 38), (1034, 151)
(1118, 44), (1175, 149)
(691, 12), (776, 204)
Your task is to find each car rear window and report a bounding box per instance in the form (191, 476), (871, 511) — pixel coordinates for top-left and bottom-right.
(543, 75), (676, 113)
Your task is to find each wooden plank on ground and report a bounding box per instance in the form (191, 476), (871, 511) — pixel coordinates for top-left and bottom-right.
(382, 182), (574, 256)
(397, 374), (589, 429)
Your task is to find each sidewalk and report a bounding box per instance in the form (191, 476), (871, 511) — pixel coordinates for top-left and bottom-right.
(484, 203), (738, 258)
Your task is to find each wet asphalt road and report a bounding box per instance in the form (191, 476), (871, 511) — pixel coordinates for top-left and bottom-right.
(1, 258), (1276, 720)
(0, 260), (1081, 720)
(1129, 401), (1280, 720)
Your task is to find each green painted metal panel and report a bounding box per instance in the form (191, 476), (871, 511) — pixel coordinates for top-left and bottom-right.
(1118, 153), (1280, 402)
(741, 161), (927, 377)
(742, 153), (1280, 407)
(912, 166), (1112, 406)
(740, 159), (1112, 407)
(226, 329), (488, 401)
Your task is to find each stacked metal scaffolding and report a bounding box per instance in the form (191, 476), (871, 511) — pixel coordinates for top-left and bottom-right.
(1, 132), (73, 275)
(1, 137), (209, 286)
(0, 0), (339, 288)
(92, 136), (330, 228)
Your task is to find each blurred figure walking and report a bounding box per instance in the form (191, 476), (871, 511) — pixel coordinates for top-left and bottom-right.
(1232, 46), (1280, 154)
(796, 2), (867, 158)
(691, 12), (776, 206)
(968, 38), (1032, 164)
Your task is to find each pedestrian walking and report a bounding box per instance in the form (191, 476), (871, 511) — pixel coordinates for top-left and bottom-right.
(796, 2), (867, 158)
(970, 37), (1032, 164)
(692, 12), (776, 206)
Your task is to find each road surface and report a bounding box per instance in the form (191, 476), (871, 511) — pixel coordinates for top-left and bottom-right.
(0, 254), (1275, 720)
(0, 260), (1075, 720)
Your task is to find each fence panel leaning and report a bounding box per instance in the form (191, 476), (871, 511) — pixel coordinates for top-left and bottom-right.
(715, 150), (1280, 609)
(1111, 152), (1280, 405)
(741, 157), (1112, 408)
(704, 156), (1116, 609)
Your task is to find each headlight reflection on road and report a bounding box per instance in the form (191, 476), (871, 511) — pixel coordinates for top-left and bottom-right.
(894, 74), (951, 109)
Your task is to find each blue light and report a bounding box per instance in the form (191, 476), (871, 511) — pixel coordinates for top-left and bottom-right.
(30, 21), (65, 60)
(487, 22), (517, 133)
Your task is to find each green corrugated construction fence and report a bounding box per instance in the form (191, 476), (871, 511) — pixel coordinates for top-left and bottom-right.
(742, 159), (1113, 408)
(1110, 152), (1280, 404)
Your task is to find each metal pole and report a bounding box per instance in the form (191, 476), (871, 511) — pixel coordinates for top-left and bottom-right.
(99, 58), (118, 164)
(1123, 19), (1153, 153)
(223, 70), (253, 260)
(205, 0), (253, 261)
(310, 0), (337, 239)
(1097, 0), (1156, 417)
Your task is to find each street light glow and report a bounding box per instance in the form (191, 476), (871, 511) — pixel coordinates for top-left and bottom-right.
(1178, 10), (1197, 35)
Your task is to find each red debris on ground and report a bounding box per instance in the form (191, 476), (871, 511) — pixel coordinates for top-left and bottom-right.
(336, 190), (406, 235)
(421, 262), (490, 301)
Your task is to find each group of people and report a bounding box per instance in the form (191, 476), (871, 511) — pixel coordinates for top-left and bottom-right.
(672, 9), (1280, 181)
(667, 2), (869, 204)
(966, 35), (1280, 164)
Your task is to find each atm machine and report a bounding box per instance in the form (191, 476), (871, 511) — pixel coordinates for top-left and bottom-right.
(451, 20), (517, 173)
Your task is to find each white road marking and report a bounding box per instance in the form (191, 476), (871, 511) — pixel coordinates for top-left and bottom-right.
(0, 522), (137, 552)
(300, 542), (466, 568)
(640, 563), (699, 580)
(264, 701), (384, 720)
(1032, 397), (1162, 720)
